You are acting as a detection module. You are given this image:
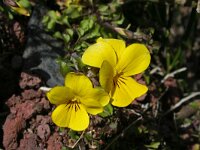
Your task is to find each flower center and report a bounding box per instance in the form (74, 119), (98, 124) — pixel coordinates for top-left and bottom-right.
(113, 72), (124, 87)
(66, 101), (81, 112)
(65, 97), (82, 112)
(71, 97), (80, 102)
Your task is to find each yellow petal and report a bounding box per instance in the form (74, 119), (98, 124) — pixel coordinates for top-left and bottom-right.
(92, 88), (110, 106)
(97, 38), (126, 61)
(47, 86), (74, 105)
(116, 43), (150, 76)
(80, 87), (110, 115)
(52, 103), (89, 131)
(112, 76), (148, 107)
(11, 6), (30, 16)
(84, 87), (110, 106)
(65, 72), (93, 97)
(99, 61), (115, 93)
(82, 39), (117, 68)
(80, 98), (103, 115)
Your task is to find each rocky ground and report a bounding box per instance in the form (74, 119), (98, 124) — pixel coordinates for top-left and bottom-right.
(1, 1), (200, 150)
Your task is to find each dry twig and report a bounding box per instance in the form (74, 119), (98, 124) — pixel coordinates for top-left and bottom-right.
(39, 86), (52, 92)
(68, 130), (85, 149)
(161, 67), (187, 83)
(163, 92), (200, 116)
(197, 0), (200, 13)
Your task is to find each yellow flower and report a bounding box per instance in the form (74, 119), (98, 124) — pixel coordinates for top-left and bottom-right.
(47, 72), (109, 131)
(4, 0), (30, 16)
(82, 38), (151, 107)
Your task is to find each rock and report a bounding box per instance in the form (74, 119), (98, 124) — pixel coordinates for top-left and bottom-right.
(3, 116), (26, 150)
(18, 133), (41, 150)
(47, 133), (62, 150)
(37, 124), (50, 140)
(21, 89), (42, 100)
(19, 72), (41, 89)
(3, 99), (46, 149)
(23, 4), (65, 87)
(11, 55), (23, 70)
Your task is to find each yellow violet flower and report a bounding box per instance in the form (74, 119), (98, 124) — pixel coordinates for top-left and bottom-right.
(47, 72), (109, 131)
(82, 38), (151, 107)
(4, 0), (30, 16)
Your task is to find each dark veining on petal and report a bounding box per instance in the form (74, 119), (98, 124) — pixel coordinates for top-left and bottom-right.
(113, 72), (124, 88)
(65, 101), (80, 112)
(118, 77), (126, 85)
(75, 103), (80, 112)
(64, 96), (82, 112)
(120, 76), (127, 80)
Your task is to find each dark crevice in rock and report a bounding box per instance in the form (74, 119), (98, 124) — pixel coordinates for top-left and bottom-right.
(23, 4), (65, 87)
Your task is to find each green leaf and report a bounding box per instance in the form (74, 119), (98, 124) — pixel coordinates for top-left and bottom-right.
(57, 59), (70, 77)
(77, 28), (85, 37)
(112, 14), (124, 25)
(84, 132), (93, 141)
(99, 103), (113, 117)
(59, 127), (65, 132)
(74, 44), (82, 51)
(75, 56), (86, 70)
(143, 74), (150, 85)
(80, 41), (88, 48)
(8, 11), (14, 19)
(145, 142), (160, 149)
(66, 28), (74, 37)
(17, 0), (31, 8)
(98, 5), (109, 12)
(47, 19), (56, 30)
(42, 15), (50, 24)
(80, 18), (94, 32)
(189, 101), (200, 110)
(0, 6), (4, 11)
(53, 31), (63, 39)
(170, 48), (182, 69)
(85, 24), (101, 39)
(68, 130), (79, 140)
(48, 10), (58, 20)
(61, 147), (70, 150)
(60, 16), (70, 27)
(64, 5), (82, 19)
(62, 33), (71, 43)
